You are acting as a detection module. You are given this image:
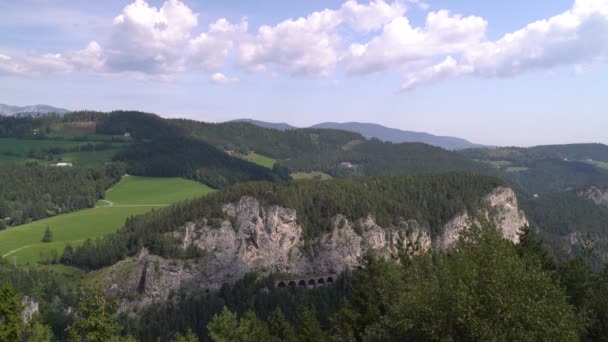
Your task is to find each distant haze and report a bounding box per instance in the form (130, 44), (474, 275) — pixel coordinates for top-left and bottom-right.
(234, 119), (487, 150)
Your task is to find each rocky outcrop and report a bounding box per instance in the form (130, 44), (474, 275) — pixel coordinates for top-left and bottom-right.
(21, 296), (39, 324)
(440, 187), (528, 247)
(578, 186), (608, 207)
(106, 186), (527, 307)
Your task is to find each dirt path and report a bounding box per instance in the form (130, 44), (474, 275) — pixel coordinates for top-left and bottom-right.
(96, 199), (114, 207)
(3, 245), (33, 258)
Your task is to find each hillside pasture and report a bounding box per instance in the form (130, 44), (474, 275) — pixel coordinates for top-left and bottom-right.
(0, 176), (214, 264)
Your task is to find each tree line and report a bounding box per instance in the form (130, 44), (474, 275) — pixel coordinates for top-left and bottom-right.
(0, 163), (125, 227)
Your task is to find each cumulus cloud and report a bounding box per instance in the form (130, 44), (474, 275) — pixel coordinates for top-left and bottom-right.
(237, 0), (406, 77)
(3, 0), (608, 92)
(105, 0), (198, 74)
(189, 18), (248, 72)
(344, 10), (487, 75)
(209, 72), (240, 85)
(401, 0), (608, 90)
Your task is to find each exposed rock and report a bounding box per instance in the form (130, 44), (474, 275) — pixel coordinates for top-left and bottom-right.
(21, 296), (39, 324)
(440, 187), (528, 247)
(578, 186), (608, 207)
(107, 187), (527, 308)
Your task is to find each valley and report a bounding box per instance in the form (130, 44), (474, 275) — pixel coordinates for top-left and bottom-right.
(0, 176), (213, 264)
(0, 110), (607, 341)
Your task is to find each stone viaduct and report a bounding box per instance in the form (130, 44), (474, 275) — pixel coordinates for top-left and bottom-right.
(274, 274), (337, 289)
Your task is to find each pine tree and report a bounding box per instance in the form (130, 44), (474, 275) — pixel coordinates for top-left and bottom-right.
(68, 288), (118, 342)
(268, 308), (297, 342)
(0, 284), (24, 342)
(41, 225), (53, 243)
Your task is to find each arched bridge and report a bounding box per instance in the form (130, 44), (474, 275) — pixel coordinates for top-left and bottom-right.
(274, 274), (337, 289)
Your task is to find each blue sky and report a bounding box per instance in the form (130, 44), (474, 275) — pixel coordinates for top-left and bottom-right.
(0, 0), (607, 146)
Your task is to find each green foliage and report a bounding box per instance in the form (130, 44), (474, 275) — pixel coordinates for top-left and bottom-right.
(207, 308), (272, 342)
(171, 329), (199, 342)
(41, 225), (53, 243)
(23, 319), (53, 342)
(68, 288), (119, 342)
(297, 307), (327, 342)
(95, 111), (184, 139)
(336, 222), (579, 341)
(0, 284), (24, 342)
(0, 163), (125, 226)
(114, 137), (290, 188)
(267, 309), (297, 342)
(462, 144), (608, 194)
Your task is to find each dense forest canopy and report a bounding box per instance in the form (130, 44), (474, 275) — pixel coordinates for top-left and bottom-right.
(113, 136), (290, 188)
(0, 163), (124, 226)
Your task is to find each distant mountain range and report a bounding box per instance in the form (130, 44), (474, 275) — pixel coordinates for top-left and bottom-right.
(0, 104), (70, 117)
(233, 119), (486, 150)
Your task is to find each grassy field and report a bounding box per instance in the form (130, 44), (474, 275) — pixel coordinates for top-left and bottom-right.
(291, 171), (333, 180)
(0, 176), (214, 265)
(241, 152), (276, 168)
(101, 176), (214, 205)
(592, 161), (608, 170)
(505, 166), (529, 172)
(0, 138), (86, 155)
(58, 149), (119, 166)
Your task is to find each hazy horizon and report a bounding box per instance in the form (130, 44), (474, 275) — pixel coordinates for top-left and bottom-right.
(1, 0), (607, 146)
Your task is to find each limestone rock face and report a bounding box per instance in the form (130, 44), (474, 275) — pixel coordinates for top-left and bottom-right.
(21, 296), (39, 324)
(440, 187), (528, 247)
(578, 186), (608, 207)
(107, 187), (527, 307)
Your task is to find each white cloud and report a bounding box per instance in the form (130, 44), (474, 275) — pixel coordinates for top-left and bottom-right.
(340, 0), (406, 32)
(189, 18), (248, 72)
(237, 0), (406, 77)
(0, 54), (27, 76)
(237, 8), (341, 77)
(210, 72), (240, 85)
(344, 10), (487, 75)
(401, 0), (608, 90)
(105, 0), (198, 74)
(3, 0), (608, 92)
(64, 41), (105, 72)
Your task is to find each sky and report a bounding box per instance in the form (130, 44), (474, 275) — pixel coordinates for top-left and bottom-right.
(0, 0), (607, 146)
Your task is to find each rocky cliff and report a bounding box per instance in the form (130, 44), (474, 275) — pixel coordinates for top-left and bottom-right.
(578, 186), (608, 207)
(103, 186), (527, 307)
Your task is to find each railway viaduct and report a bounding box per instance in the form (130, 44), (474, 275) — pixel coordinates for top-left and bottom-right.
(274, 274), (337, 289)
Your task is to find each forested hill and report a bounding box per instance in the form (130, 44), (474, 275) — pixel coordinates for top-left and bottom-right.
(461, 144), (608, 194)
(171, 119), (364, 159)
(68, 172), (503, 269)
(310, 122), (485, 150)
(113, 137), (290, 188)
(171, 119), (492, 177)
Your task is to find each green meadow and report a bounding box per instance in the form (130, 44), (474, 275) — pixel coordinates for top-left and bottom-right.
(242, 152), (276, 168)
(291, 171), (333, 180)
(0, 176), (214, 265)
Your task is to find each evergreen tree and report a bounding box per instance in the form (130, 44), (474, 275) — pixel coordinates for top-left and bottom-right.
(68, 289), (118, 342)
(0, 284), (24, 342)
(268, 308), (297, 342)
(41, 225), (53, 243)
(207, 307), (240, 342)
(298, 307), (326, 342)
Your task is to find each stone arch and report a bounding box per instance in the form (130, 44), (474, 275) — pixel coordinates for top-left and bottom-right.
(326, 276), (334, 284)
(298, 280), (307, 287)
(317, 278), (325, 286)
(308, 279), (316, 287)
(288, 281), (296, 287)
(277, 281), (286, 288)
